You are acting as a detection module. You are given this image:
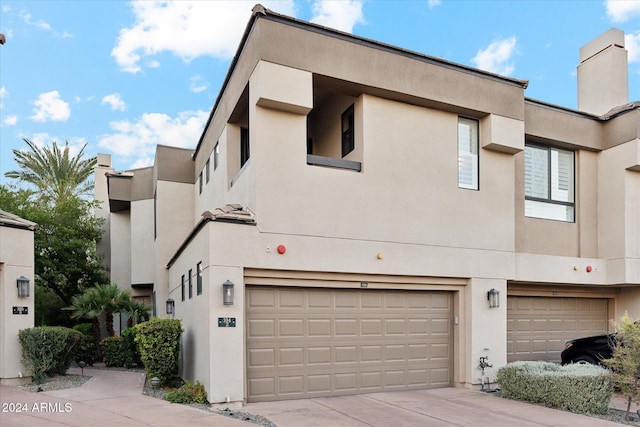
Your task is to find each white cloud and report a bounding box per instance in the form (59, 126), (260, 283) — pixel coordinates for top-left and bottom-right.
(130, 157), (155, 169)
(310, 0), (364, 32)
(30, 91), (71, 122)
(20, 133), (87, 157)
(606, 0), (640, 23)
(626, 32), (640, 63)
(428, 0), (441, 8)
(471, 36), (518, 76)
(112, 0), (295, 73)
(0, 86), (7, 109)
(101, 93), (127, 111)
(97, 110), (209, 161)
(20, 11), (51, 31)
(190, 75), (208, 93)
(3, 115), (18, 126)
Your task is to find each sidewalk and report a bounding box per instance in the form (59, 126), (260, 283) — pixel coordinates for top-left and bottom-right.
(0, 367), (248, 427)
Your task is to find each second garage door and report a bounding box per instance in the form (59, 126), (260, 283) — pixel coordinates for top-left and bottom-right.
(246, 286), (453, 402)
(507, 296), (608, 363)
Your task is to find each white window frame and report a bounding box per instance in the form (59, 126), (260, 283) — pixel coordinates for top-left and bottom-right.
(458, 117), (479, 190)
(524, 144), (575, 222)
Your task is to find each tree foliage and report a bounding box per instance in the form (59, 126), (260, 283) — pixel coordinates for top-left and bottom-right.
(5, 138), (96, 205)
(604, 313), (640, 420)
(65, 284), (142, 338)
(1, 138), (108, 325)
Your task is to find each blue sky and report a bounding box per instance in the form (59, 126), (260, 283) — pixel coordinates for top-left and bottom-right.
(1, 0), (639, 180)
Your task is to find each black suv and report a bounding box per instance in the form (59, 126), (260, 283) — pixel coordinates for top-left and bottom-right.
(560, 333), (615, 365)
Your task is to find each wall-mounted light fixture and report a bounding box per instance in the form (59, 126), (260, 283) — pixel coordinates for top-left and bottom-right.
(223, 280), (235, 305)
(17, 276), (30, 298)
(487, 288), (500, 308)
(166, 298), (175, 315)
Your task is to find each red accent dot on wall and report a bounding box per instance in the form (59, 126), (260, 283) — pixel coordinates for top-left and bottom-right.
(586, 265), (593, 273)
(277, 245), (286, 254)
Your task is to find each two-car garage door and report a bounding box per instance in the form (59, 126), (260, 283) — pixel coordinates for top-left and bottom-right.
(246, 286), (453, 402)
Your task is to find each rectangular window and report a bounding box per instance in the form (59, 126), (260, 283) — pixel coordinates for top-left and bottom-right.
(341, 104), (354, 157)
(240, 127), (250, 167)
(205, 159), (210, 183)
(188, 269), (193, 299)
(524, 144), (575, 222)
(458, 117), (479, 190)
(214, 142), (219, 170)
(153, 190), (157, 240)
(181, 275), (185, 302)
(196, 262), (202, 295)
(198, 171), (203, 194)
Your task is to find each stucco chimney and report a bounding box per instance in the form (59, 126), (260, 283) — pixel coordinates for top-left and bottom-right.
(577, 28), (628, 115)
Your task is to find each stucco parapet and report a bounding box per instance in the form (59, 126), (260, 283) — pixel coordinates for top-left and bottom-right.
(515, 252), (608, 285)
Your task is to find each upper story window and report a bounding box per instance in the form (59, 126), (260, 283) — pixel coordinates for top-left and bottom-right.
(458, 117), (479, 190)
(181, 274), (185, 302)
(188, 268), (193, 299)
(214, 142), (219, 170)
(198, 171), (203, 194)
(196, 262), (203, 295)
(240, 127), (250, 167)
(341, 104), (355, 157)
(205, 159), (210, 183)
(524, 144), (575, 222)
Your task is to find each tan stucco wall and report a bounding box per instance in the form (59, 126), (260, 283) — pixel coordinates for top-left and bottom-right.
(0, 225), (35, 385)
(102, 17), (640, 405)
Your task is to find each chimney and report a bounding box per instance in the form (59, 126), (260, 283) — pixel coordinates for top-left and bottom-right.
(577, 28), (628, 116)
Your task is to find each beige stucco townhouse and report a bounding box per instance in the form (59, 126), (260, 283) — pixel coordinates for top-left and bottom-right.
(0, 210), (36, 385)
(95, 5), (640, 404)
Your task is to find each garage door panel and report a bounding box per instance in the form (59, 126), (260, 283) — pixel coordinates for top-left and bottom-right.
(507, 296), (608, 363)
(247, 287), (453, 401)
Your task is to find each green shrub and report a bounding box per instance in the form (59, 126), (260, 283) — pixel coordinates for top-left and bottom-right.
(603, 314), (640, 420)
(497, 361), (613, 414)
(121, 327), (142, 368)
(164, 381), (207, 404)
(74, 333), (98, 366)
(101, 336), (125, 367)
(134, 318), (182, 383)
(18, 326), (83, 383)
(72, 322), (94, 336)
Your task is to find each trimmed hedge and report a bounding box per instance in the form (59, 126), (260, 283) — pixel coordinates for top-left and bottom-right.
(18, 326), (83, 383)
(75, 333), (98, 366)
(497, 361), (613, 414)
(134, 318), (182, 383)
(121, 327), (142, 368)
(101, 336), (125, 367)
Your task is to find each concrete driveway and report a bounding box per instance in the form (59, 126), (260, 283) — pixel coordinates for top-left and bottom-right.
(243, 387), (625, 427)
(0, 366), (627, 426)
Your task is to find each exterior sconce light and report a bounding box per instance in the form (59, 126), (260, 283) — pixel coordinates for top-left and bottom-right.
(17, 276), (30, 298)
(487, 288), (500, 308)
(166, 298), (175, 315)
(223, 280), (234, 305)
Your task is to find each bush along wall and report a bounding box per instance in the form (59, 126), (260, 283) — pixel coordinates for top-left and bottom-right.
(18, 326), (83, 383)
(497, 361), (613, 414)
(134, 318), (182, 384)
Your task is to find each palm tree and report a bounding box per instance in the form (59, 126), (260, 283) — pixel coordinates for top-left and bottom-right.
(5, 138), (96, 204)
(66, 284), (132, 337)
(92, 284), (132, 337)
(122, 299), (152, 328)
(66, 291), (101, 348)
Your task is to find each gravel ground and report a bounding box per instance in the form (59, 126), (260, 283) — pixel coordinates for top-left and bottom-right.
(19, 374), (91, 393)
(141, 376), (277, 426)
(19, 371), (638, 426)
